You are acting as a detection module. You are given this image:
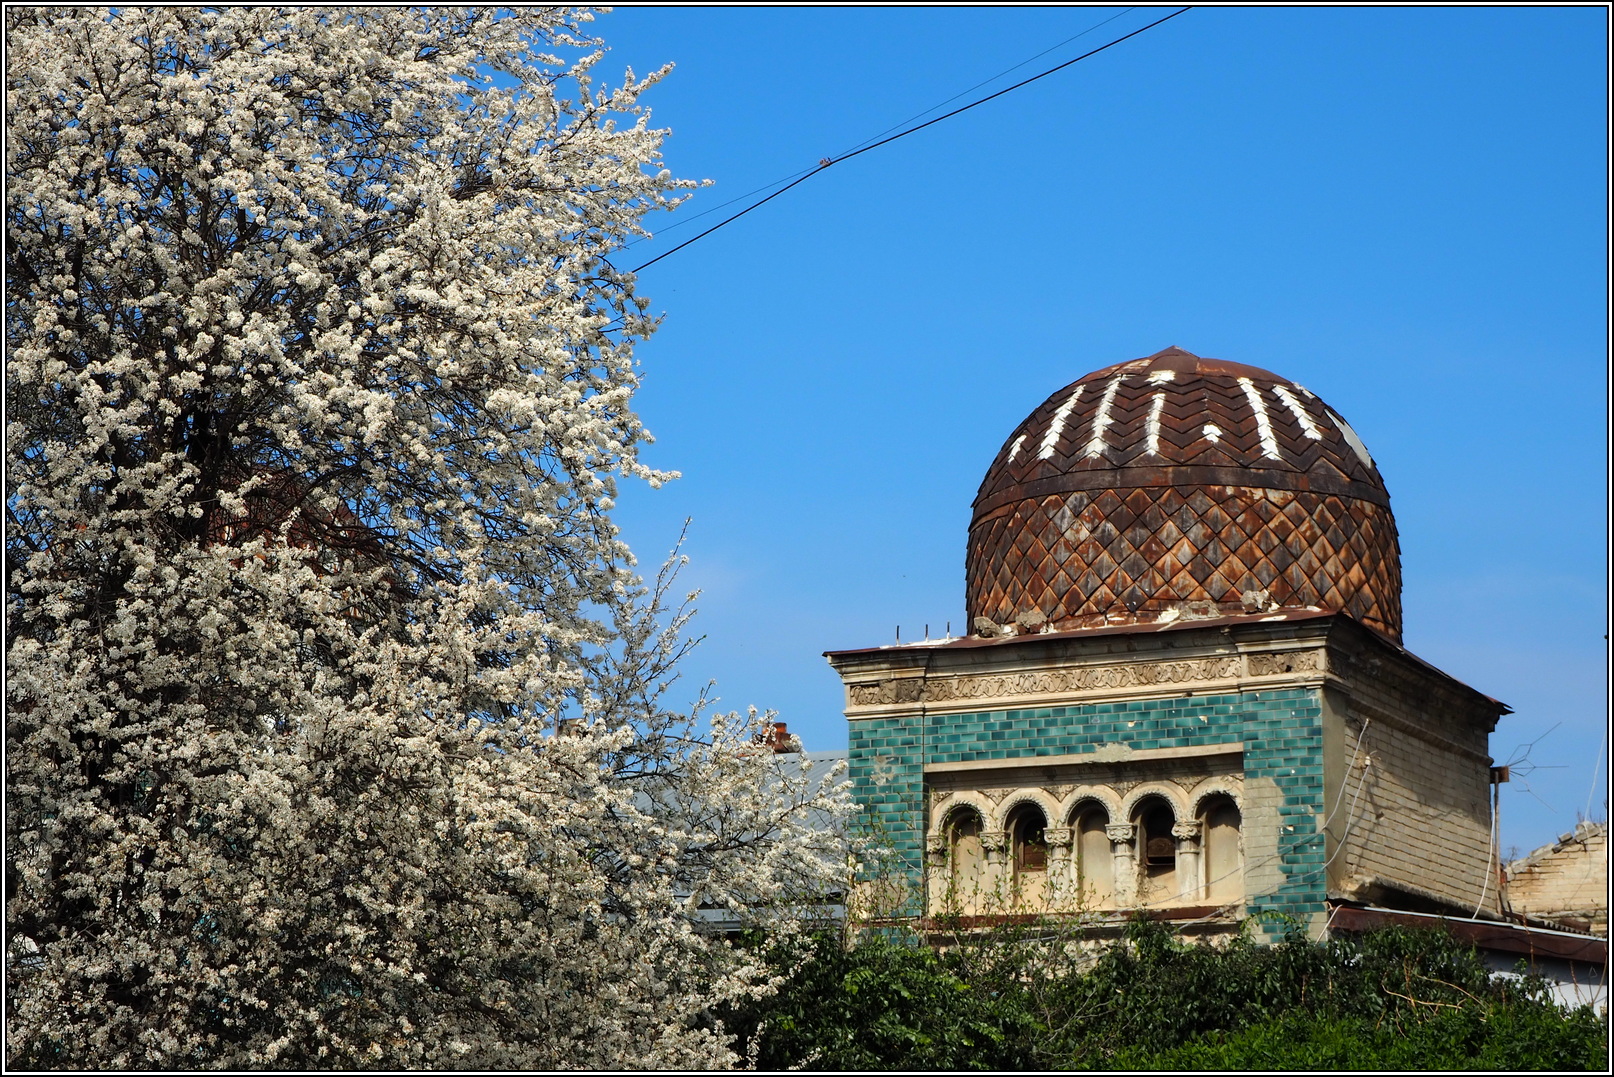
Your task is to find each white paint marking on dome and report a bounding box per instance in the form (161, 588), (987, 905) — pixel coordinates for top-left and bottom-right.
(1145, 392), (1166, 455)
(1037, 384), (1084, 460)
(1147, 369), (1176, 385)
(1326, 409), (1375, 468)
(1203, 423), (1223, 443)
(1294, 383), (1316, 399)
(1006, 433), (1027, 463)
(1271, 384), (1323, 440)
(1238, 377), (1282, 459)
(1084, 375), (1125, 457)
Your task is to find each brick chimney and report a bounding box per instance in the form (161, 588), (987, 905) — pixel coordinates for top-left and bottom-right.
(755, 721), (796, 753)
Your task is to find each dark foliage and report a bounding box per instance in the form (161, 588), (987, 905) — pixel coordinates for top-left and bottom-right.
(721, 931), (1036, 1070)
(728, 919), (1608, 1071)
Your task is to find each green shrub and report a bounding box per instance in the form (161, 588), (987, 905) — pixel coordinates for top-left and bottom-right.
(724, 931), (1035, 1070)
(1112, 1004), (1608, 1071)
(733, 919), (1608, 1071)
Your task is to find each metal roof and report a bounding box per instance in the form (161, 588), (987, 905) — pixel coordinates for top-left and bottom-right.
(967, 347), (1403, 641)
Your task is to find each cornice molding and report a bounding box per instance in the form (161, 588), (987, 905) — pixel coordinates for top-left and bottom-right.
(845, 647), (1330, 715)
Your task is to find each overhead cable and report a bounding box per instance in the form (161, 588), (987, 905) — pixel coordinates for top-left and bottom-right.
(628, 6), (1191, 274)
(629, 7), (1139, 245)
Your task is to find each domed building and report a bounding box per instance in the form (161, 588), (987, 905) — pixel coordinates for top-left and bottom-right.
(827, 347), (1514, 940)
(967, 347), (1401, 640)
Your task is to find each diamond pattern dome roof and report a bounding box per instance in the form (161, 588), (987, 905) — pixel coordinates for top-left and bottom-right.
(967, 347), (1403, 640)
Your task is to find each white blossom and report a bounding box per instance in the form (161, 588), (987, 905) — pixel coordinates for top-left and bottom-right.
(6, 8), (849, 1069)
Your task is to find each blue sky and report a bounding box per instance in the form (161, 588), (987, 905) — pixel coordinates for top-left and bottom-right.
(589, 5), (1608, 857)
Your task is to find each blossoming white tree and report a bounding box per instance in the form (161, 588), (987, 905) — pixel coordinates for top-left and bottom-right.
(6, 8), (847, 1068)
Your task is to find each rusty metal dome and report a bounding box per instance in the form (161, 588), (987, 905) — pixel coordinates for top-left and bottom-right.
(967, 347), (1403, 641)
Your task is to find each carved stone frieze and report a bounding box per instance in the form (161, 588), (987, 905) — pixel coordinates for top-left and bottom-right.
(1246, 650), (1325, 677)
(846, 655), (1242, 707)
(847, 678), (927, 706)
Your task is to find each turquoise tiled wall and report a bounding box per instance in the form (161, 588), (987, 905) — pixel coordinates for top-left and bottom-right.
(850, 688), (1325, 927)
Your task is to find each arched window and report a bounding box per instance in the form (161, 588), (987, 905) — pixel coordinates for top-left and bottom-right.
(1007, 803), (1048, 876)
(1134, 796), (1177, 902)
(1200, 794), (1242, 903)
(933, 806), (987, 916)
(947, 807), (985, 877)
(1005, 802), (1049, 908)
(1073, 804), (1113, 908)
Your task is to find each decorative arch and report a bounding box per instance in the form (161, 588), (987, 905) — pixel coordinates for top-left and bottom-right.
(1119, 782), (1189, 823)
(1059, 786), (1122, 826)
(1065, 791), (1117, 910)
(1125, 786), (1186, 905)
(1000, 796), (1053, 905)
(991, 787), (1061, 832)
(1194, 787), (1244, 906)
(931, 790), (994, 838)
(927, 793), (995, 918)
(1187, 779), (1243, 819)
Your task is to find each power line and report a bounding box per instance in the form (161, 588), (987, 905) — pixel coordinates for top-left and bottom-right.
(627, 7), (1191, 275)
(627, 166), (817, 248)
(628, 7), (1139, 246)
(831, 7), (1138, 160)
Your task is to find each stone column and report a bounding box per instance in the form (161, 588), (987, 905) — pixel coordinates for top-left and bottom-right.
(1044, 826), (1075, 908)
(923, 832), (947, 916)
(1107, 823), (1139, 906)
(981, 829), (1009, 911)
(1173, 820), (1204, 902)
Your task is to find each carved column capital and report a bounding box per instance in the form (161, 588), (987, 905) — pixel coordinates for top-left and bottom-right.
(1043, 826), (1074, 849)
(1171, 821), (1203, 844)
(925, 833), (947, 858)
(1105, 823), (1137, 846)
(980, 829), (1008, 853)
